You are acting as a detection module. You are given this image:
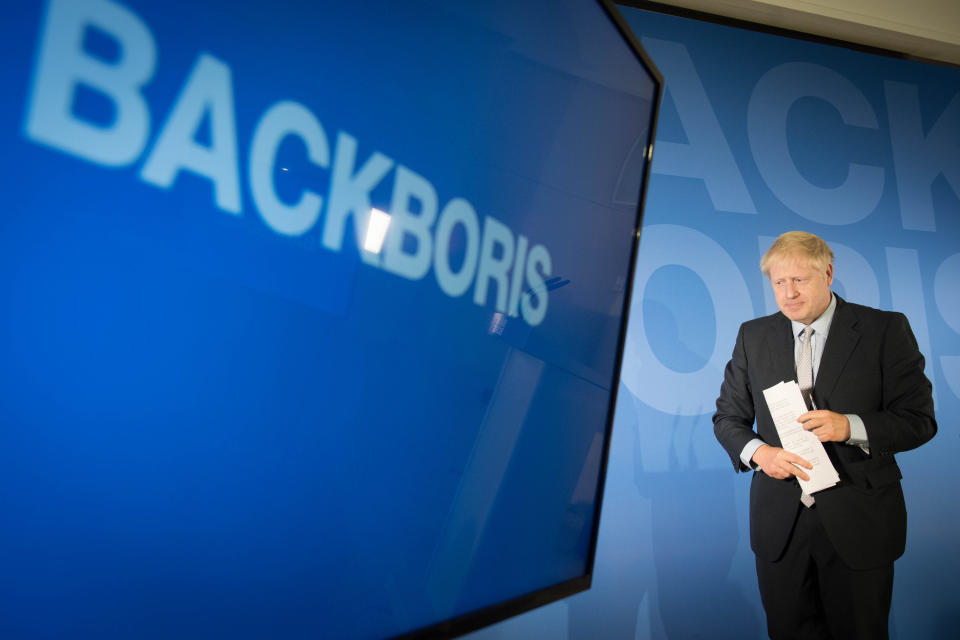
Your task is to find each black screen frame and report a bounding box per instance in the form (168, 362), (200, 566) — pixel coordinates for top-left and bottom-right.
(395, 1), (662, 638)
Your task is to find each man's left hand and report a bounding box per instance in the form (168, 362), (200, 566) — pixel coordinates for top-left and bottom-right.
(798, 410), (850, 442)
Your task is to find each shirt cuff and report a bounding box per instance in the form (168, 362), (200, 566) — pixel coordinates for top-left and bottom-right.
(845, 414), (870, 453)
(740, 438), (766, 470)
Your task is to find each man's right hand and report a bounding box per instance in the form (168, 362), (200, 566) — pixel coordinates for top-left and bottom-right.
(752, 444), (812, 481)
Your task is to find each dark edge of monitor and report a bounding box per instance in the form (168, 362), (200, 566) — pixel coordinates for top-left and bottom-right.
(391, 2), (663, 639)
(618, 0), (960, 71)
(583, 0), (663, 602)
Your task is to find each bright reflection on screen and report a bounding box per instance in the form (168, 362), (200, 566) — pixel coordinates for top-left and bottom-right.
(364, 208), (392, 254)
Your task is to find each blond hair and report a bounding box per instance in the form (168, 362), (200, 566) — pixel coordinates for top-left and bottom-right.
(760, 231), (834, 276)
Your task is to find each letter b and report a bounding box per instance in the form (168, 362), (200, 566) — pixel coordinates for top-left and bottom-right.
(24, 0), (156, 166)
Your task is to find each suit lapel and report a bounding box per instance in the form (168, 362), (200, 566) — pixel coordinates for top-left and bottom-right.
(763, 314), (796, 386)
(814, 296), (860, 404)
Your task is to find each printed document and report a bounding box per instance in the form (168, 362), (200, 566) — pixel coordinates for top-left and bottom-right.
(762, 381), (840, 494)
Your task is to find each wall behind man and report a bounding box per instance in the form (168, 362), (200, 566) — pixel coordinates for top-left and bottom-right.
(467, 6), (960, 640)
(651, 0), (960, 66)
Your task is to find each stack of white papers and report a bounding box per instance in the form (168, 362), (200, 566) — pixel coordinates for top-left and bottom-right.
(762, 380), (840, 494)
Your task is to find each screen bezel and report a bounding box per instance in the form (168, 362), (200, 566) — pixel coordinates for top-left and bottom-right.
(395, 1), (662, 637)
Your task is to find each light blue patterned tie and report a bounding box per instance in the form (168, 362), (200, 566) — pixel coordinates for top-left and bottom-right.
(797, 327), (814, 409)
(798, 327), (815, 507)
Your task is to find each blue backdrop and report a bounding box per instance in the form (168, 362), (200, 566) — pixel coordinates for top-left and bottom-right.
(468, 6), (960, 640)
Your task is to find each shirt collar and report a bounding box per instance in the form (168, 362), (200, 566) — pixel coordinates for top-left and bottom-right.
(790, 293), (836, 339)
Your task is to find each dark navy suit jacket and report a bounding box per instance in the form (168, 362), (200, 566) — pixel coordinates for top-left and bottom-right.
(714, 295), (936, 570)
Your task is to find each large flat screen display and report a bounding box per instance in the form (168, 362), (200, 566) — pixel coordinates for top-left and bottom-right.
(0, 1), (661, 637)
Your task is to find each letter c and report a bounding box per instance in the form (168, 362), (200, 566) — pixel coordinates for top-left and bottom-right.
(249, 100), (330, 236)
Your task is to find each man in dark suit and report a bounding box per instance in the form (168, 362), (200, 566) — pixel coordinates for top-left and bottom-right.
(714, 231), (936, 640)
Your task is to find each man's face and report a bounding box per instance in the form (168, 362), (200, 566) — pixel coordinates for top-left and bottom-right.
(767, 256), (834, 325)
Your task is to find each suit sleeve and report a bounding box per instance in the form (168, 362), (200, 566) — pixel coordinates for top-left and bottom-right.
(859, 313), (937, 456)
(713, 323), (760, 472)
